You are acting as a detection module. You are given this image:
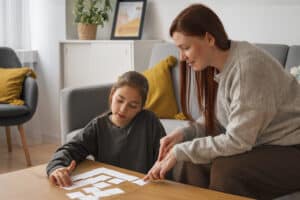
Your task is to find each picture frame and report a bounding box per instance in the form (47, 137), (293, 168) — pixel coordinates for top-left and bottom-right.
(111, 0), (147, 40)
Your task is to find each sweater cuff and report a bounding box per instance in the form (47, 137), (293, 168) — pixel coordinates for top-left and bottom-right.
(172, 143), (191, 162)
(179, 126), (196, 142)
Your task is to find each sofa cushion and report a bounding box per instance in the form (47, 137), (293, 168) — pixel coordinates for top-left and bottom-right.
(148, 43), (181, 111)
(143, 56), (179, 118)
(255, 44), (289, 66)
(160, 119), (189, 134)
(148, 43), (201, 120)
(0, 104), (29, 117)
(0, 67), (36, 105)
(285, 46), (300, 71)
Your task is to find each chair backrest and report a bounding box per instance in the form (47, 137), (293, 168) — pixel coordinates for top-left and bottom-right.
(0, 47), (22, 68)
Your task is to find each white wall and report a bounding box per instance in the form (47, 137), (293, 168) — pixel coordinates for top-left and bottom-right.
(143, 0), (300, 45)
(66, 0), (300, 43)
(28, 0), (66, 144)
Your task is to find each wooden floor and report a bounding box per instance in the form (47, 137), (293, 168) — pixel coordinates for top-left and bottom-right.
(0, 143), (59, 174)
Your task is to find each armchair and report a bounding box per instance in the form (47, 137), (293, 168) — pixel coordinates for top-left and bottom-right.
(0, 47), (38, 166)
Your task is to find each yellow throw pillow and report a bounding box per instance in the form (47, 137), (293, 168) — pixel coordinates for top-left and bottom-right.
(143, 56), (180, 118)
(0, 67), (36, 105)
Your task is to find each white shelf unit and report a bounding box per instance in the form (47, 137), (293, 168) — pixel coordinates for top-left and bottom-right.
(60, 40), (162, 88)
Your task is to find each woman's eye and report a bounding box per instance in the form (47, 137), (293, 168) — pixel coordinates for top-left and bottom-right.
(181, 46), (189, 50)
(117, 99), (123, 103)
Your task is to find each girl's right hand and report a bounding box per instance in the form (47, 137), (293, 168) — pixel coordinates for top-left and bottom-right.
(158, 129), (184, 161)
(49, 160), (76, 187)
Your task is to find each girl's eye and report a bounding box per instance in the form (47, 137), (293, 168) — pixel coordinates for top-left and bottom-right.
(117, 99), (123, 103)
(129, 104), (137, 109)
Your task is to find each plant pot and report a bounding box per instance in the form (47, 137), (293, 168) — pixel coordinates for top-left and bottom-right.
(77, 23), (98, 40)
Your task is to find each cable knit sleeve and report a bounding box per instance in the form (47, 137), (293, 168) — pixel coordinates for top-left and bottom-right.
(173, 56), (278, 164)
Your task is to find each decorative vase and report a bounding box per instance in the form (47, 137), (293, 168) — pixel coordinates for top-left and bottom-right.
(77, 23), (97, 40)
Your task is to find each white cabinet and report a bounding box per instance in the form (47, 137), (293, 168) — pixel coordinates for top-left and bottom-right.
(60, 40), (162, 88)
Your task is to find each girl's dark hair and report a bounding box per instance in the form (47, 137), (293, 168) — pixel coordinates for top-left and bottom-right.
(170, 4), (231, 136)
(109, 71), (149, 106)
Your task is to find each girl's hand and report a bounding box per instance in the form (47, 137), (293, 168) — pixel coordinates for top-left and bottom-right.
(49, 160), (76, 187)
(158, 129), (184, 161)
(144, 151), (177, 181)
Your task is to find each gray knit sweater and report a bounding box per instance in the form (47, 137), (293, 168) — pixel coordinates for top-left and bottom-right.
(173, 41), (300, 164)
(46, 110), (166, 175)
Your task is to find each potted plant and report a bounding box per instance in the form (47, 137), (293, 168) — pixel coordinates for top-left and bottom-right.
(74, 0), (112, 40)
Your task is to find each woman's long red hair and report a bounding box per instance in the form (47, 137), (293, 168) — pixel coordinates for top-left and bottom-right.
(170, 4), (230, 136)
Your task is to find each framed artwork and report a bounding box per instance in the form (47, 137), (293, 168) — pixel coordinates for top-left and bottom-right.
(111, 0), (147, 40)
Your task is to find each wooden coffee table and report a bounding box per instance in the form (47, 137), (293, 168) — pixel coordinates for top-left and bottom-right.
(0, 160), (253, 200)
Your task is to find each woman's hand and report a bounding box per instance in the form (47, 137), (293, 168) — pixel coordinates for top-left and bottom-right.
(49, 160), (76, 187)
(144, 151), (177, 181)
(158, 129), (184, 161)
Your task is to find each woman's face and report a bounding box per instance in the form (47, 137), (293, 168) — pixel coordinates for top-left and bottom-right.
(172, 31), (214, 71)
(110, 85), (142, 127)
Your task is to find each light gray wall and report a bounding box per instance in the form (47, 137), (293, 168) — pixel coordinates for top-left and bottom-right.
(143, 0), (300, 45)
(67, 0), (300, 44)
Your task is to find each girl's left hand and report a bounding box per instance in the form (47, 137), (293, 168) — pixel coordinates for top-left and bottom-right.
(143, 151), (177, 181)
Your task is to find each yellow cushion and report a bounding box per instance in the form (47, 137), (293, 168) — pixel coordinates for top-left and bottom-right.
(143, 56), (182, 119)
(0, 67), (36, 105)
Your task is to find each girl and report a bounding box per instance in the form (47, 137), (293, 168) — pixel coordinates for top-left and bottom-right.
(47, 71), (166, 187)
(145, 4), (300, 199)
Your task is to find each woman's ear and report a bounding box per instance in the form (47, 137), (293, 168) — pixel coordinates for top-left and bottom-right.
(205, 32), (215, 47)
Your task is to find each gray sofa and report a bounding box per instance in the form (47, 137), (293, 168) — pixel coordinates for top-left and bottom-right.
(60, 42), (300, 199)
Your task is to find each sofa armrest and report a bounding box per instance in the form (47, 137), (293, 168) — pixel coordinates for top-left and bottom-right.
(60, 84), (112, 144)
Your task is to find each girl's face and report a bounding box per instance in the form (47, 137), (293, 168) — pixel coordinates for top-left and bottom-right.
(172, 31), (215, 71)
(110, 85), (143, 127)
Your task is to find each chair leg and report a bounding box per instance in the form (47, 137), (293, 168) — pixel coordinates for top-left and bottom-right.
(5, 127), (12, 152)
(17, 125), (32, 166)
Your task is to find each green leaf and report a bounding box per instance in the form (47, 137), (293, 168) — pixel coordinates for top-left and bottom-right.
(73, 0), (111, 25)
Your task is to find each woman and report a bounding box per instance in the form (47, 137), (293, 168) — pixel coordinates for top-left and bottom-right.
(47, 71), (165, 187)
(144, 4), (300, 199)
